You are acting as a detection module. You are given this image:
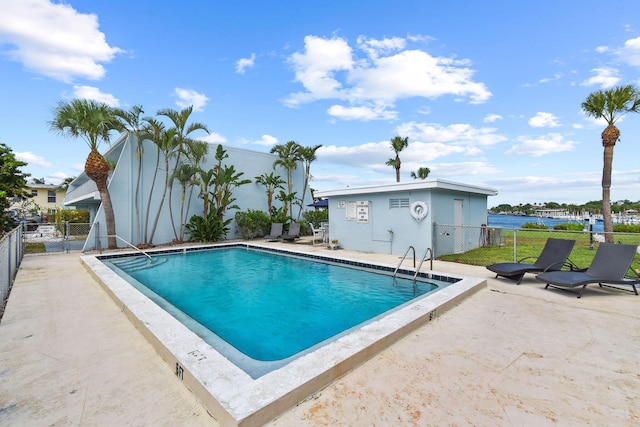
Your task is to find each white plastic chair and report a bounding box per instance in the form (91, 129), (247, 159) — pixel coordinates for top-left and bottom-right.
(309, 223), (324, 246)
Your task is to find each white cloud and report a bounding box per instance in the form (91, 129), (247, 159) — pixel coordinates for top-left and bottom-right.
(0, 0), (122, 82)
(15, 151), (52, 168)
(198, 132), (226, 144)
(616, 36), (640, 67)
(396, 122), (507, 147)
(538, 72), (564, 84)
(72, 85), (120, 106)
(174, 88), (209, 112)
(356, 35), (406, 59)
(581, 67), (620, 88)
(316, 122), (502, 172)
(251, 134), (279, 147)
(429, 161), (501, 176)
(505, 133), (578, 156)
(285, 35), (491, 118)
(235, 53), (256, 74)
(48, 171), (70, 184)
(483, 114), (503, 123)
(528, 112), (560, 128)
(286, 36), (354, 105)
(327, 104), (397, 121)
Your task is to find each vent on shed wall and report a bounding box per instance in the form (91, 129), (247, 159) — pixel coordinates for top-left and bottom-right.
(389, 198), (410, 208)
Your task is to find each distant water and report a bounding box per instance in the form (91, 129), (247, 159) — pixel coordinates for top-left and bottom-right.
(487, 214), (604, 233)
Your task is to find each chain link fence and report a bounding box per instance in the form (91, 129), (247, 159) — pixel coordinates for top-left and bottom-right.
(23, 222), (90, 254)
(1, 226), (24, 320)
(433, 223), (640, 272)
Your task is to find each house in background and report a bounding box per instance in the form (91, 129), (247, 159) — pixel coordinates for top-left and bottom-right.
(63, 133), (311, 251)
(315, 180), (497, 257)
(10, 183), (67, 222)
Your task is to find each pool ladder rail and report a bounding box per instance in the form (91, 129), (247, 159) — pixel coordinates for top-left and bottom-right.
(101, 234), (167, 271)
(112, 256), (167, 272)
(393, 246), (434, 280)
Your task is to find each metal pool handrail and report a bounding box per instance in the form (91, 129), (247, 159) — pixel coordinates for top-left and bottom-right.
(103, 234), (152, 261)
(413, 247), (433, 281)
(393, 246), (416, 277)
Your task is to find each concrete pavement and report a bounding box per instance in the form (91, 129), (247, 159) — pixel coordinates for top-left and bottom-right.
(1, 245), (639, 426)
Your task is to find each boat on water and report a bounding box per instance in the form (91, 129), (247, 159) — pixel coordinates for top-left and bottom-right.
(532, 209), (640, 224)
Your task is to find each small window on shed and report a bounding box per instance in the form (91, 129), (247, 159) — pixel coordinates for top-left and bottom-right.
(389, 198), (410, 209)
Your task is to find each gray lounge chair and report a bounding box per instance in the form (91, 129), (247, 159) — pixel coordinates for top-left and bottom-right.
(486, 238), (576, 284)
(536, 242), (639, 298)
(281, 222), (300, 242)
(264, 223), (283, 241)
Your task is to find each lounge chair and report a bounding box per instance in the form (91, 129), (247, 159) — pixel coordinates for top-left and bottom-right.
(536, 242), (639, 298)
(486, 238), (576, 284)
(309, 223), (324, 246)
(264, 223), (283, 241)
(281, 222), (300, 242)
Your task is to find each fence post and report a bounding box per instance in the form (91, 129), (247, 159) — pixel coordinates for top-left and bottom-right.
(95, 222), (101, 252)
(432, 222), (437, 257)
(513, 229), (517, 262)
(65, 221), (69, 253)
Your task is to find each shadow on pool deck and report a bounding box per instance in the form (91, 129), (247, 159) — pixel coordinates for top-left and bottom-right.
(1, 242), (639, 426)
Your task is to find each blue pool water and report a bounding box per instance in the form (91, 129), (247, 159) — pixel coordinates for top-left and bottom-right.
(105, 247), (446, 366)
(488, 214), (605, 232)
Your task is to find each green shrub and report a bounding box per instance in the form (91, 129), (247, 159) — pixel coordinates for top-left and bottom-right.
(520, 222), (548, 230)
(302, 209), (328, 228)
(185, 209), (230, 242)
(553, 223), (584, 231)
(235, 209), (272, 239)
(56, 209), (90, 223)
(613, 223), (640, 233)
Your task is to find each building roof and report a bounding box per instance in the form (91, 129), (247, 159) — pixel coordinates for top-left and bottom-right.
(315, 179), (498, 198)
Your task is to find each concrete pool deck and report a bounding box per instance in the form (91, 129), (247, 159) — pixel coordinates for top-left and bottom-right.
(1, 241), (639, 426)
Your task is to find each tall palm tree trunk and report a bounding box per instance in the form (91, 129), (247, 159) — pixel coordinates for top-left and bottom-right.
(85, 149), (117, 248)
(148, 158), (171, 245)
(601, 124), (619, 244)
(143, 148), (161, 245)
(134, 137), (143, 244)
(601, 145), (614, 243)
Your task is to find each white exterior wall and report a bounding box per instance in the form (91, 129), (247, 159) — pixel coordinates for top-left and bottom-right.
(317, 180), (496, 256)
(69, 134), (311, 250)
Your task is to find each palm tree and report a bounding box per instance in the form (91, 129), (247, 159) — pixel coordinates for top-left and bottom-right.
(581, 84), (640, 242)
(146, 126), (179, 245)
(173, 163), (198, 242)
(255, 172), (285, 214)
(385, 135), (409, 182)
(157, 106), (209, 241)
(410, 167), (431, 180)
(139, 117), (165, 245)
(181, 139), (209, 228)
(270, 141), (302, 218)
(114, 105), (145, 244)
(49, 99), (121, 249)
(56, 177), (76, 193)
(297, 144), (322, 219)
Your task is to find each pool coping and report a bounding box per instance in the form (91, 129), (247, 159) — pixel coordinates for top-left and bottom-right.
(81, 243), (486, 427)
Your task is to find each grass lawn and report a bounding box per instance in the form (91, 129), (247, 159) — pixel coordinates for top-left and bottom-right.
(437, 230), (640, 273)
(25, 242), (47, 254)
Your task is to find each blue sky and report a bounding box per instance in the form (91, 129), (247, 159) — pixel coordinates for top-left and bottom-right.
(1, 0), (639, 207)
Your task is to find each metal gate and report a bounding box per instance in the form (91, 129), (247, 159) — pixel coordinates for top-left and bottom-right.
(23, 222), (90, 253)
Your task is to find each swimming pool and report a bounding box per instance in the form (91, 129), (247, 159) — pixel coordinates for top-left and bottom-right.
(83, 243), (486, 427)
(103, 247), (446, 377)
